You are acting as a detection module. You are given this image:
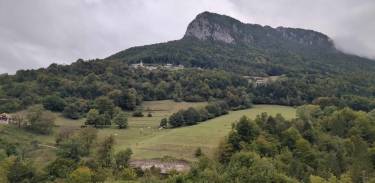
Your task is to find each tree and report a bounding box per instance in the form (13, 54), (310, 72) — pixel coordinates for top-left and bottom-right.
(85, 109), (100, 127)
(63, 104), (81, 119)
(39, 110), (56, 134)
(112, 106), (122, 119)
(160, 118), (167, 127)
(55, 126), (76, 145)
(43, 94), (66, 112)
(112, 112), (129, 129)
(57, 136), (85, 162)
(169, 110), (185, 128)
(69, 166), (93, 183)
(78, 126), (98, 155)
(94, 96), (115, 117)
(183, 107), (201, 125)
(12, 111), (26, 129)
(108, 89), (123, 106)
(26, 104), (44, 126)
(0, 157), (14, 183)
(102, 111), (111, 126)
(235, 116), (261, 142)
(119, 92), (137, 110)
(281, 127), (302, 150)
(7, 160), (36, 183)
(45, 158), (78, 179)
(114, 148), (133, 170)
(97, 134), (116, 167)
(294, 139), (317, 168)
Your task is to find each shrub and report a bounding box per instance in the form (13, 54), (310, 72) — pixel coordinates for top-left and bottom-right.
(195, 147), (203, 157)
(132, 110), (144, 117)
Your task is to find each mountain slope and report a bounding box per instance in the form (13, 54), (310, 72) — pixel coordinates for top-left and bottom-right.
(106, 12), (375, 79)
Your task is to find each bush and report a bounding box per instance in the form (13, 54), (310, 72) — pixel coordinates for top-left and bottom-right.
(132, 110), (144, 117)
(195, 147), (203, 157)
(147, 112), (152, 117)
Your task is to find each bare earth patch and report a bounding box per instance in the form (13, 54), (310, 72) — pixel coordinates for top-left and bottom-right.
(129, 159), (191, 173)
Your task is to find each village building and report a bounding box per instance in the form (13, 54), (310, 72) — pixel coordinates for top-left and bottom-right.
(255, 79), (268, 84)
(164, 63), (173, 69)
(173, 64), (185, 70)
(131, 60), (145, 68)
(0, 113), (11, 124)
(148, 66), (158, 71)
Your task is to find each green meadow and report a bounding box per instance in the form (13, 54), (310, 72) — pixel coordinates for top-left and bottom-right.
(1, 101), (296, 163)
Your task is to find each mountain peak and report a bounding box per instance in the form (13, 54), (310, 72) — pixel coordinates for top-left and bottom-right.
(184, 12), (333, 47)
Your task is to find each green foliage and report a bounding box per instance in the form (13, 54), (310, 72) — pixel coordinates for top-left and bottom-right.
(132, 110), (144, 117)
(57, 136), (85, 162)
(97, 134), (116, 167)
(195, 147), (203, 157)
(112, 112), (129, 129)
(183, 107), (200, 126)
(114, 148), (133, 170)
(43, 94), (66, 112)
(168, 110), (185, 128)
(116, 168), (137, 181)
(281, 127), (301, 150)
(45, 158), (78, 179)
(7, 159), (36, 183)
(159, 118), (167, 127)
(235, 116), (261, 143)
(69, 166), (93, 183)
(63, 104), (81, 119)
(78, 126), (98, 155)
(26, 104), (56, 134)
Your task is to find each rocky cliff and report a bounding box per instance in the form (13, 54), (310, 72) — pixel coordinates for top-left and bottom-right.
(184, 12), (333, 47)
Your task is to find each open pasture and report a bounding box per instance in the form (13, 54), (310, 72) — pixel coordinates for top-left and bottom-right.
(2, 101), (296, 163)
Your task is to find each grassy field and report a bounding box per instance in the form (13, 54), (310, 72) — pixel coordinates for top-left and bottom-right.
(104, 103), (296, 162)
(1, 101), (296, 163)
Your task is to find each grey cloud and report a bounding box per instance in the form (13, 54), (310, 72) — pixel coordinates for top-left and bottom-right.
(0, 0), (374, 74)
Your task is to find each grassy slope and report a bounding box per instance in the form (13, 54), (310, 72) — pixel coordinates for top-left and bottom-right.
(1, 101), (296, 164)
(108, 104), (296, 162)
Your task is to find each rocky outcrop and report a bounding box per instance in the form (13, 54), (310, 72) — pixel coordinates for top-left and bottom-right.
(276, 27), (330, 46)
(184, 13), (235, 44)
(129, 159), (190, 174)
(184, 12), (332, 47)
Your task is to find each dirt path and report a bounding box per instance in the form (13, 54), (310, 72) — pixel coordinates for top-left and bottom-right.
(129, 159), (191, 173)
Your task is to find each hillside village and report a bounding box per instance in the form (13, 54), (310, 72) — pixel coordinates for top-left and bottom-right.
(130, 60), (187, 70)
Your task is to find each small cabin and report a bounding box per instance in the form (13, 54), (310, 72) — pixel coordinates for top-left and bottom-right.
(0, 113), (11, 124)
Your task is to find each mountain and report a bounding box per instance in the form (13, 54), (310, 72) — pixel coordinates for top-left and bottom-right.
(2, 11), (375, 114)
(106, 12), (375, 78)
(184, 12), (332, 47)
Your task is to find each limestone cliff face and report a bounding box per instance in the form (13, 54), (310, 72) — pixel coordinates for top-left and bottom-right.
(184, 12), (333, 47)
(184, 13), (235, 44)
(276, 27), (332, 46)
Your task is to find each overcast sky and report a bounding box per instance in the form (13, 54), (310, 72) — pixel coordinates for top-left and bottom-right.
(1, 0), (374, 74)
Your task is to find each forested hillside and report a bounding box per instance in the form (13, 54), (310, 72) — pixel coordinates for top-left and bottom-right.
(1, 12), (375, 115)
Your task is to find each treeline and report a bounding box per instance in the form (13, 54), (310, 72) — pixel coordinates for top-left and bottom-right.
(167, 100), (251, 128)
(1, 54), (375, 117)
